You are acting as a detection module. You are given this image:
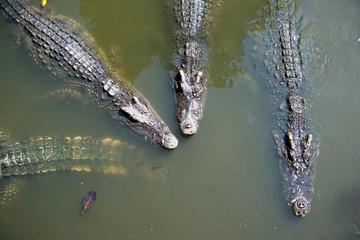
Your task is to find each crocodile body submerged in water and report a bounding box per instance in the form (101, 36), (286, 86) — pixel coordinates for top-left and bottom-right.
(168, 0), (219, 135)
(252, 0), (320, 217)
(0, 130), (170, 207)
(0, 130), (138, 178)
(0, 0), (178, 149)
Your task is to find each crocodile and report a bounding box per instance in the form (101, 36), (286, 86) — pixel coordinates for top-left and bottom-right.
(168, 0), (219, 135)
(0, 130), (137, 178)
(0, 130), (171, 208)
(0, 0), (178, 149)
(251, 0), (319, 217)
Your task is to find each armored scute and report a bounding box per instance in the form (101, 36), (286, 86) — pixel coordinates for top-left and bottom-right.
(253, 0), (319, 217)
(0, 130), (136, 178)
(0, 0), (178, 149)
(168, 0), (219, 135)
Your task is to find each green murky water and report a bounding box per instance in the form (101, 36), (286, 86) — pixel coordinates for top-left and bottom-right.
(0, 0), (360, 239)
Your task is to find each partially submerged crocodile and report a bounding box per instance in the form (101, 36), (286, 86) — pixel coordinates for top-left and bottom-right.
(0, 0), (178, 149)
(252, 0), (319, 217)
(168, 0), (219, 135)
(0, 130), (136, 178)
(0, 130), (170, 208)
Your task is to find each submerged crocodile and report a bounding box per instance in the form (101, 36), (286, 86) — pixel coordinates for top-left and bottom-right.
(0, 0), (178, 149)
(0, 130), (136, 178)
(168, 0), (219, 135)
(252, 0), (319, 217)
(0, 130), (170, 208)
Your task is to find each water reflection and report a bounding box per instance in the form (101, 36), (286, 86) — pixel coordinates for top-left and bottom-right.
(209, 0), (265, 89)
(78, 0), (171, 83)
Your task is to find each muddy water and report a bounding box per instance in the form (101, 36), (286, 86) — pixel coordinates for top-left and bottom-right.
(0, 0), (359, 239)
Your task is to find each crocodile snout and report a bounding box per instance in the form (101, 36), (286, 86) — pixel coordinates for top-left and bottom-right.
(291, 197), (311, 217)
(162, 133), (178, 150)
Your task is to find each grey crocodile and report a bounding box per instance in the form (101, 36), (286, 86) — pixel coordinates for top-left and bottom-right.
(168, 0), (219, 135)
(252, 0), (319, 217)
(0, 0), (178, 149)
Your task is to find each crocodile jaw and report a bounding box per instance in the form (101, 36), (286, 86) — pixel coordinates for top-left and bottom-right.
(177, 96), (202, 136)
(179, 112), (199, 135)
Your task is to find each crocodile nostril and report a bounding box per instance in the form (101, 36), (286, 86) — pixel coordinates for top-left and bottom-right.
(185, 123), (193, 128)
(162, 134), (178, 150)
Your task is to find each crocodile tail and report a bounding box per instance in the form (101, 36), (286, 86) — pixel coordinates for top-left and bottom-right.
(0, 130), (10, 178)
(0, 130), (9, 148)
(0, 176), (25, 210)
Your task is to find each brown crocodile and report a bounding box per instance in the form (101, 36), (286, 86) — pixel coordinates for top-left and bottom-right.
(0, 0), (178, 149)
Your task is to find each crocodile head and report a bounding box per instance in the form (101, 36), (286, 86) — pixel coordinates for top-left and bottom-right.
(290, 196), (311, 217)
(285, 133), (315, 217)
(118, 95), (178, 150)
(102, 79), (178, 149)
(274, 131), (318, 217)
(174, 69), (206, 135)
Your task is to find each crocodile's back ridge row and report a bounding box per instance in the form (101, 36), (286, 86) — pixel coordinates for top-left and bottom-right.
(0, 131), (132, 178)
(0, 0), (105, 82)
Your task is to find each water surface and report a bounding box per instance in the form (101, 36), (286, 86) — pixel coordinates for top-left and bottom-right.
(0, 0), (360, 239)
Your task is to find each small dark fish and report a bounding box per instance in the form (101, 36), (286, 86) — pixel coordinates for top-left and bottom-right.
(81, 191), (96, 215)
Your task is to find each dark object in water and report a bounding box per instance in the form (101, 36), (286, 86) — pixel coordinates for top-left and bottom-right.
(81, 191), (96, 215)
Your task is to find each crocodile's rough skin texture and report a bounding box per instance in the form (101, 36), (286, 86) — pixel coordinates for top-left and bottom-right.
(0, 0), (178, 149)
(169, 0), (218, 135)
(255, 0), (319, 217)
(0, 130), (137, 178)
